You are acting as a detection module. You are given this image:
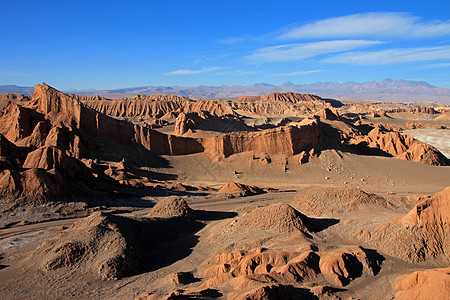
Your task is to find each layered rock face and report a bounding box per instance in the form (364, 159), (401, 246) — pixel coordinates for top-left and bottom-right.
(234, 92), (327, 104)
(173, 111), (251, 136)
(82, 94), (191, 120)
(232, 92), (342, 117)
(203, 119), (321, 158)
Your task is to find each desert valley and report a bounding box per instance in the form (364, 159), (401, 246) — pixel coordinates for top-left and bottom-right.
(0, 83), (448, 299)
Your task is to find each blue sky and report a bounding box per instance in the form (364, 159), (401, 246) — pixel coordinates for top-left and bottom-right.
(1, 0), (450, 90)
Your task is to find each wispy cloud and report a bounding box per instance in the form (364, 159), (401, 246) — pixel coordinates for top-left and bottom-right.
(216, 69), (259, 76)
(248, 40), (384, 62)
(280, 12), (450, 40)
(272, 70), (323, 76)
(325, 45), (450, 65)
(421, 62), (450, 69)
(164, 67), (220, 75)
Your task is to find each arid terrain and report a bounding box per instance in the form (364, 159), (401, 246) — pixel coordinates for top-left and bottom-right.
(0, 83), (449, 299)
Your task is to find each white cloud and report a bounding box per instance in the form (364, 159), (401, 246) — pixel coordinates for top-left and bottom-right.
(216, 70), (259, 76)
(325, 45), (450, 65)
(280, 12), (450, 39)
(164, 67), (220, 75)
(248, 40), (384, 62)
(272, 70), (323, 76)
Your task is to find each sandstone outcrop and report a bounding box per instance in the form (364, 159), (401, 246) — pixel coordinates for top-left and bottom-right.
(22, 146), (90, 178)
(218, 182), (266, 197)
(203, 119), (320, 158)
(200, 245), (382, 290)
(235, 92), (328, 104)
(350, 124), (449, 166)
(0, 168), (65, 202)
(82, 94), (191, 120)
(355, 186), (450, 262)
(318, 246), (383, 287)
(316, 108), (339, 120)
(179, 100), (235, 117)
(394, 267), (450, 300)
(173, 111), (251, 136)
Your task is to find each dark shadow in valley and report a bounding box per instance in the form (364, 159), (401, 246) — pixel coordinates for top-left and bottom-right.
(0, 255), (8, 270)
(306, 217), (340, 233)
(317, 122), (393, 157)
(128, 216), (206, 274)
(360, 246), (385, 275)
(194, 210), (238, 221)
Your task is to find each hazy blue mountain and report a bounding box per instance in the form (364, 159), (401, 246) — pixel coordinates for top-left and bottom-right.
(1, 79), (449, 104)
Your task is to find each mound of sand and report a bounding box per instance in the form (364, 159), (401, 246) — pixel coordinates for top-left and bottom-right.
(355, 186), (450, 262)
(234, 203), (310, 233)
(218, 182), (266, 197)
(394, 267), (450, 300)
(290, 187), (391, 217)
(32, 211), (203, 280)
(147, 197), (194, 219)
(35, 212), (143, 280)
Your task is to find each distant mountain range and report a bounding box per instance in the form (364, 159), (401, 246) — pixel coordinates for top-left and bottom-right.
(1, 79), (450, 104)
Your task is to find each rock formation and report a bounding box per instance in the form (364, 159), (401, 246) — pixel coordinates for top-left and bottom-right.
(350, 124), (449, 166)
(82, 94), (191, 120)
(394, 267), (450, 300)
(173, 111), (251, 136)
(218, 182), (266, 197)
(235, 92), (329, 104)
(355, 186), (450, 262)
(203, 119), (321, 158)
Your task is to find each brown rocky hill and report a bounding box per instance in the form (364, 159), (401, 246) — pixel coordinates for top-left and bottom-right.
(203, 118), (321, 158)
(231, 92), (342, 118)
(350, 124), (449, 166)
(235, 92), (331, 104)
(218, 182), (266, 197)
(394, 267), (450, 300)
(173, 111), (252, 136)
(355, 186), (450, 263)
(82, 94), (191, 120)
(30, 211), (203, 280)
